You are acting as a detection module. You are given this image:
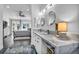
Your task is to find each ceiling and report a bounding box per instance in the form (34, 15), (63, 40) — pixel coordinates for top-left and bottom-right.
(3, 4), (46, 15)
(3, 4), (31, 15)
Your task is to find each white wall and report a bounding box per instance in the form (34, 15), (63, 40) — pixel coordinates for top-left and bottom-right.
(0, 5), (3, 50)
(55, 4), (79, 33)
(3, 10), (18, 36)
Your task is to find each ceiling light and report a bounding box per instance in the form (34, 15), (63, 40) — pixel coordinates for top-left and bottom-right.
(27, 9), (29, 11)
(6, 5), (10, 8)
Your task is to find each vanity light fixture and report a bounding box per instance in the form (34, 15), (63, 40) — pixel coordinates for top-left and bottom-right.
(46, 4), (55, 10)
(46, 4), (51, 9)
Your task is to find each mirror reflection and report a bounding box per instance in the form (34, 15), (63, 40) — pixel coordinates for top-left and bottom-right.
(48, 11), (56, 25)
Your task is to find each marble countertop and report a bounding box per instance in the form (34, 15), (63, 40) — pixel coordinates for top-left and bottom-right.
(33, 31), (79, 47)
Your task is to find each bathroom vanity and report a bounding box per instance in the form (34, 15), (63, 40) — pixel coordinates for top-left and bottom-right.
(31, 4), (79, 54)
(32, 30), (79, 54)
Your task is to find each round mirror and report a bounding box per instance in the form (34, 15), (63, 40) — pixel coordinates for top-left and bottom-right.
(48, 11), (56, 25)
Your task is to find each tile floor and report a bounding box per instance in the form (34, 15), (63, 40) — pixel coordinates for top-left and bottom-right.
(3, 36), (37, 54)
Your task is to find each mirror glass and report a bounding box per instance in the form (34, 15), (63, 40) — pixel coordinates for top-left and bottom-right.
(48, 11), (56, 25)
(40, 17), (45, 26)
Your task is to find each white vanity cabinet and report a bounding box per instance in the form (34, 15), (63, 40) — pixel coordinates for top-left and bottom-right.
(54, 43), (79, 54)
(33, 31), (79, 54)
(32, 32), (47, 54)
(35, 35), (42, 53)
(32, 33), (36, 46)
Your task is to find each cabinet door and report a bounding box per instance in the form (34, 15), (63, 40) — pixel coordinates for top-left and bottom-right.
(36, 36), (47, 54)
(32, 33), (36, 46)
(35, 36), (41, 53)
(33, 33), (36, 46)
(56, 44), (74, 54)
(41, 41), (47, 54)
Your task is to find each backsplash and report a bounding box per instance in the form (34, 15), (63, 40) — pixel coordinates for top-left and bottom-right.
(66, 32), (79, 41)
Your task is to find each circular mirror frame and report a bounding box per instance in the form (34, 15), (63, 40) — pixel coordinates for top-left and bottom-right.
(48, 11), (56, 25)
